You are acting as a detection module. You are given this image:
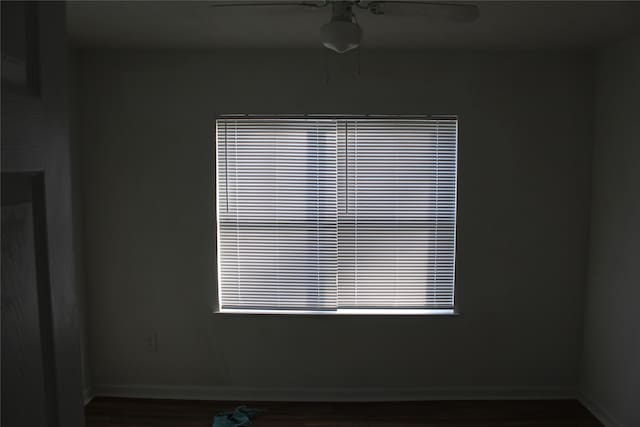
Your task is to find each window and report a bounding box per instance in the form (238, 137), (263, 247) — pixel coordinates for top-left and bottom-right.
(216, 116), (458, 314)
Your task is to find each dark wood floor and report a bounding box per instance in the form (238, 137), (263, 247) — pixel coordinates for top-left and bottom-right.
(85, 397), (603, 426)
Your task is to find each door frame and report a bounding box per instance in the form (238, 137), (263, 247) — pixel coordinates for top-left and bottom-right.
(2, 172), (59, 427)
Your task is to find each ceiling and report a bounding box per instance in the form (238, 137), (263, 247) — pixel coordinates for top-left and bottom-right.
(67, 1), (640, 50)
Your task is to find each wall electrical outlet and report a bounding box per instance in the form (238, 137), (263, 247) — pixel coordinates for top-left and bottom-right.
(146, 333), (158, 352)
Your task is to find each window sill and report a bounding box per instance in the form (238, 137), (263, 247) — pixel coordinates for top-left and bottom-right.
(215, 308), (458, 316)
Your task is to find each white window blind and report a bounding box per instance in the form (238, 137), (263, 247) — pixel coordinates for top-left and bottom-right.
(216, 116), (457, 314)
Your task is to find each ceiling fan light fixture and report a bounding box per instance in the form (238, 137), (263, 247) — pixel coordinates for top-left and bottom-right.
(320, 20), (362, 53)
(209, 1), (479, 52)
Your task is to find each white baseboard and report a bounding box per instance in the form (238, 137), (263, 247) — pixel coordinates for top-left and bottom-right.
(578, 392), (624, 427)
(92, 384), (575, 402)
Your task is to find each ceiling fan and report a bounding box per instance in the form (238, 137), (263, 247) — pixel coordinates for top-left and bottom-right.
(209, 1), (479, 53)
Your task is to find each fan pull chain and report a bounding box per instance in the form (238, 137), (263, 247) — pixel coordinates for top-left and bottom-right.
(324, 49), (330, 84)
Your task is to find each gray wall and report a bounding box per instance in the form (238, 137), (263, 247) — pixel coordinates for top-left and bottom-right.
(1, 2), (85, 425)
(581, 37), (640, 427)
(77, 50), (594, 399)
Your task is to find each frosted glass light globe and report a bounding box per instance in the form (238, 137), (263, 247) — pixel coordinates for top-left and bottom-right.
(320, 20), (362, 53)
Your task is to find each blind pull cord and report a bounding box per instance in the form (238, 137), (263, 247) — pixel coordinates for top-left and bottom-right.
(224, 121), (229, 213)
(345, 120), (349, 214)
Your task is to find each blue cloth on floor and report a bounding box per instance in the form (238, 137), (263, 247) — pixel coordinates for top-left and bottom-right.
(212, 405), (261, 427)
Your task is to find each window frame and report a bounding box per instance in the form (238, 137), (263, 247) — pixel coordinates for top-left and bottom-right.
(213, 114), (460, 316)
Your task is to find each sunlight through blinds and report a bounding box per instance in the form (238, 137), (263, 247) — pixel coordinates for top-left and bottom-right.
(216, 117), (457, 313)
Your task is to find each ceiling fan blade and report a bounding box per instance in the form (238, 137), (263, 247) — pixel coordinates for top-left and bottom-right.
(209, 1), (328, 8)
(368, 2), (479, 23)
